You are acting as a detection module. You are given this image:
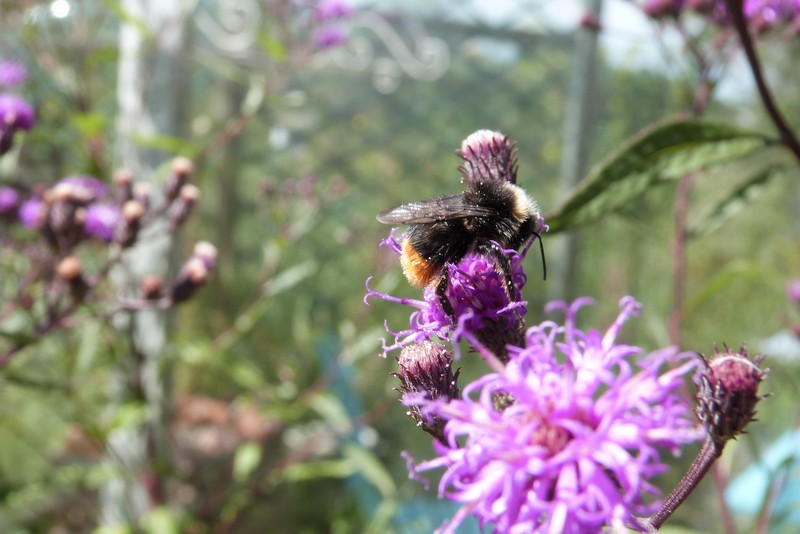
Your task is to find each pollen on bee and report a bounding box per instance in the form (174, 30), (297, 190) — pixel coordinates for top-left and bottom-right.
(400, 238), (440, 288)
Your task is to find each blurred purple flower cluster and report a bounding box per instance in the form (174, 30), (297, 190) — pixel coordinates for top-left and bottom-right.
(3, 160), (200, 255)
(644, 0), (800, 32)
(1, 151), (217, 365)
(311, 0), (353, 49)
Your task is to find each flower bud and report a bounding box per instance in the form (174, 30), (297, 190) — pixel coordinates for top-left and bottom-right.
(57, 256), (88, 300)
(457, 129), (518, 185)
(48, 184), (78, 234)
(696, 345), (767, 446)
(164, 156), (194, 202)
(133, 182), (153, 211)
(140, 274), (164, 300)
(170, 257), (209, 304)
(192, 241), (218, 271)
(114, 168), (134, 202)
(168, 184), (200, 230)
(392, 341), (460, 441)
(115, 200), (146, 247)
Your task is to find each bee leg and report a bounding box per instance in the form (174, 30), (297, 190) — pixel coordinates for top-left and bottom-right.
(434, 270), (456, 319)
(487, 245), (517, 301)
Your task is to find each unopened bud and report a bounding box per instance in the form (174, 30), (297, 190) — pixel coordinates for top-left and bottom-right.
(116, 200), (146, 247)
(140, 275), (164, 300)
(170, 257), (209, 303)
(168, 184), (200, 229)
(133, 182), (152, 211)
(392, 341), (460, 441)
(192, 241), (217, 270)
(164, 157), (193, 202)
(696, 345), (767, 446)
(56, 256), (82, 281)
(114, 168), (134, 202)
(57, 256), (89, 300)
(457, 129), (518, 185)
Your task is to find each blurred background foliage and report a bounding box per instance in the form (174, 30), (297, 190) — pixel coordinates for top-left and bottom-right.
(1, 0), (799, 533)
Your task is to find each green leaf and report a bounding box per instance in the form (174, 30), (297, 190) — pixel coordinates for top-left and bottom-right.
(142, 507), (181, 534)
(546, 119), (773, 233)
(258, 31), (288, 63)
(281, 459), (355, 482)
(232, 441), (263, 482)
(688, 164), (784, 237)
(132, 133), (198, 157)
(71, 112), (107, 138)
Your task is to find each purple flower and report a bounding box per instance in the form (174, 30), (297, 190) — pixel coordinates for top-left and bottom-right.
(0, 61), (28, 87)
(19, 197), (46, 229)
(0, 93), (35, 131)
(313, 26), (348, 49)
(365, 230), (533, 360)
(405, 297), (702, 534)
(0, 186), (20, 215)
(84, 202), (122, 241)
(313, 0), (353, 22)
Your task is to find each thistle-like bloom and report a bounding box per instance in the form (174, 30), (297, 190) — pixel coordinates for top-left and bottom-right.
(365, 232), (528, 358)
(406, 297), (702, 534)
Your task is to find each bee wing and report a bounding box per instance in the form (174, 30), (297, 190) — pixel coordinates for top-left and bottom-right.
(377, 194), (497, 224)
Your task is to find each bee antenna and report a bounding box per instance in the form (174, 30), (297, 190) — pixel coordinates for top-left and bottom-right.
(533, 230), (547, 281)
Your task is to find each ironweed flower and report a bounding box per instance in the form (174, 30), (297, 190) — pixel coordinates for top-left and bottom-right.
(365, 231), (530, 359)
(405, 297), (702, 534)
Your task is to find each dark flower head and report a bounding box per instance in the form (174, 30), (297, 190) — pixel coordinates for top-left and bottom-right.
(444, 249), (527, 360)
(696, 345), (767, 445)
(0, 186), (20, 215)
(393, 341), (460, 441)
(0, 93), (35, 131)
(457, 129), (518, 185)
(366, 229), (534, 361)
(84, 202), (122, 242)
(406, 297), (702, 534)
(0, 61), (28, 87)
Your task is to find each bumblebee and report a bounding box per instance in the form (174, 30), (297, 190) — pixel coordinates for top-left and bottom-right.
(377, 179), (544, 292)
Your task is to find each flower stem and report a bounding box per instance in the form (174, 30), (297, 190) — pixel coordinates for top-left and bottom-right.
(637, 436), (724, 531)
(725, 0), (800, 164)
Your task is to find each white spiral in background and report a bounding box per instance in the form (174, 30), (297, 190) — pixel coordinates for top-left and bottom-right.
(195, 0), (261, 56)
(323, 12), (451, 93)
